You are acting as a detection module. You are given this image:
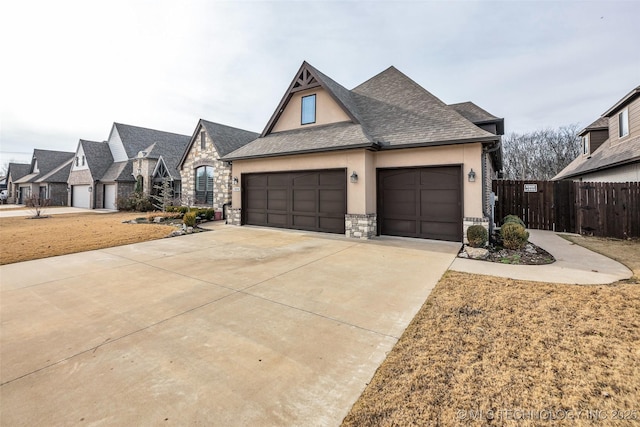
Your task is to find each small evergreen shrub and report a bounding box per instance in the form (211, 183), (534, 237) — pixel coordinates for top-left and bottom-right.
(167, 206), (189, 214)
(501, 222), (529, 250)
(503, 214), (526, 228)
(466, 225), (488, 248)
(183, 211), (197, 227)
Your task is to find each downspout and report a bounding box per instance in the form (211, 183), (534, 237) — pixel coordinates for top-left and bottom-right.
(483, 140), (502, 242)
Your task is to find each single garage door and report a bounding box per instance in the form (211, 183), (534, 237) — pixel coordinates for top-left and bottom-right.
(72, 185), (91, 209)
(244, 170), (346, 234)
(104, 184), (116, 210)
(378, 166), (462, 241)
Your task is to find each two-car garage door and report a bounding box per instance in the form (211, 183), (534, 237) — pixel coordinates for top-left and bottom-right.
(243, 170), (346, 234)
(242, 166), (462, 242)
(378, 166), (462, 241)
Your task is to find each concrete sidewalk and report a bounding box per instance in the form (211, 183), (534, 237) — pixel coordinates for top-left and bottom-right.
(0, 206), (115, 217)
(450, 229), (632, 284)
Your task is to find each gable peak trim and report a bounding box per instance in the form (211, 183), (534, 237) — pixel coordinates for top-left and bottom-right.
(261, 61), (359, 137)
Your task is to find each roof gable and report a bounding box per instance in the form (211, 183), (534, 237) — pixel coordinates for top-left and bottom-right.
(27, 149), (75, 182)
(7, 163), (31, 181)
(179, 119), (259, 169)
(225, 64), (500, 160)
(261, 61), (360, 137)
(112, 123), (191, 160)
(80, 139), (114, 181)
(603, 85), (640, 117)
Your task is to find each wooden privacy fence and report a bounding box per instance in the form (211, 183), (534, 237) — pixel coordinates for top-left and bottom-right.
(492, 180), (640, 239)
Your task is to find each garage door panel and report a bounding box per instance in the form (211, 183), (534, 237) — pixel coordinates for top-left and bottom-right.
(267, 190), (287, 210)
(292, 173), (319, 186)
(244, 170), (346, 234)
(293, 189), (316, 212)
(382, 218), (416, 234)
(319, 171), (345, 186)
(292, 215), (316, 228)
(319, 189), (344, 213)
(319, 216), (344, 233)
(267, 213), (288, 226)
(420, 189), (459, 204)
(379, 167), (462, 241)
(383, 170), (416, 187)
(420, 221), (460, 241)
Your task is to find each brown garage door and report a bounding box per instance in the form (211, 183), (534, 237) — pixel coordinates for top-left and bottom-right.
(243, 169), (346, 234)
(378, 166), (462, 241)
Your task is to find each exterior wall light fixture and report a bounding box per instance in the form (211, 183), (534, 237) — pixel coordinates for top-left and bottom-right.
(233, 177), (239, 185)
(350, 171), (358, 183)
(468, 169), (476, 182)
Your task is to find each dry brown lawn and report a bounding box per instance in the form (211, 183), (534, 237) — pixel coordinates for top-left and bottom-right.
(343, 237), (640, 426)
(0, 212), (174, 265)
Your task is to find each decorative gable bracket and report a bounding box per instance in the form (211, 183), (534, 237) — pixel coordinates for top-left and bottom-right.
(291, 69), (320, 93)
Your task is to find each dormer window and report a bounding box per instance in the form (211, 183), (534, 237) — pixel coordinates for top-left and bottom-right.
(301, 94), (316, 125)
(618, 108), (629, 138)
(582, 134), (590, 156)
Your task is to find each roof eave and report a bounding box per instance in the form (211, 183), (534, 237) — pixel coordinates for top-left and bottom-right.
(602, 87), (640, 117)
(223, 142), (380, 162)
(554, 156), (640, 180)
(377, 135), (500, 151)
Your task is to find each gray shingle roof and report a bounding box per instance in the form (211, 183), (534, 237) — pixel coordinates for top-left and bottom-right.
(200, 120), (259, 158)
(19, 149), (74, 183)
(114, 123), (190, 159)
(553, 135), (640, 180)
(579, 117), (609, 136)
(7, 163), (31, 181)
(80, 140), (113, 181)
(449, 101), (499, 123)
(101, 161), (134, 182)
(225, 64), (499, 160)
(178, 120), (259, 169)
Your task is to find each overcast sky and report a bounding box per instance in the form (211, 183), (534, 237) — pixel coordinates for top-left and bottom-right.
(1, 0), (638, 166)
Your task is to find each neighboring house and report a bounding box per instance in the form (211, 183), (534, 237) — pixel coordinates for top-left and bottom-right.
(4, 163), (31, 204)
(178, 119), (259, 211)
(554, 85), (640, 182)
(68, 123), (190, 209)
(223, 62), (503, 242)
(13, 150), (74, 205)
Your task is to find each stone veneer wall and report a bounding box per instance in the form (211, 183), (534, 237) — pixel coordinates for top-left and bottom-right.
(180, 128), (232, 210)
(229, 208), (242, 225)
(345, 213), (377, 239)
(463, 217), (489, 245)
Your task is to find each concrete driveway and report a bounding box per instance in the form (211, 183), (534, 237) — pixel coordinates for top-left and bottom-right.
(0, 225), (459, 426)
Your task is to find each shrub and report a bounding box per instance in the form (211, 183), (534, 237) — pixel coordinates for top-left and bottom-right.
(501, 222), (529, 250)
(183, 211), (197, 227)
(503, 214), (526, 228)
(466, 225), (488, 248)
(167, 205), (189, 214)
(117, 193), (154, 212)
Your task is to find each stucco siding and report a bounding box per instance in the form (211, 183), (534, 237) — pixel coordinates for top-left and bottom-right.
(272, 88), (351, 133)
(231, 143), (485, 220)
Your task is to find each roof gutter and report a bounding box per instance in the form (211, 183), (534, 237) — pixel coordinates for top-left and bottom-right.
(222, 141), (380, 161)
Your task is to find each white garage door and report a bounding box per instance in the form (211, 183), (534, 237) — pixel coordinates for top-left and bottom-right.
(72, 185), (91, 209)
(104, 184), (116, 210)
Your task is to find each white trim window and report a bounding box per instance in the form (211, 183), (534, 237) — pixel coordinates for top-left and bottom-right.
(582, 134), (590, 156)
(618, 108), (629, 138)
(301, 94), (316, 125)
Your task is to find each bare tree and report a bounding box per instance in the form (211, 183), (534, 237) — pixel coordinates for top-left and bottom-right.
(502, 124), (581, 180)
(25, 195), (51, 218)
(150, 179), (173, 212)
